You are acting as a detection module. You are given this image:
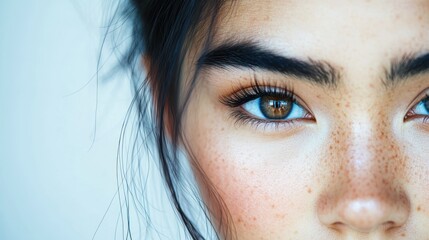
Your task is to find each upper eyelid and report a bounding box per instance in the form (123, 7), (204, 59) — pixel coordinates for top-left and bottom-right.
(219, 85), (295, 107)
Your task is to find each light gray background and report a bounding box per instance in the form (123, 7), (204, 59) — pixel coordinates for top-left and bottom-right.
(0, 1), (136, 239)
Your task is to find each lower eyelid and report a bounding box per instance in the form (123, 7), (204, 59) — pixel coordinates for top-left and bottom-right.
(228, 109), (305, 132)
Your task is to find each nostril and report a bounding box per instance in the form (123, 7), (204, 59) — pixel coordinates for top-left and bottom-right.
(384, 220), (401, 232)
(385, 220), (394, 226)
(330, 222), (345, 232)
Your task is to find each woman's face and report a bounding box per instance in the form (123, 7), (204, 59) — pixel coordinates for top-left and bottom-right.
(182, 0), (429, 239)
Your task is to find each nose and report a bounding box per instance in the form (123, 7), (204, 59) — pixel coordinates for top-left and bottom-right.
(317, 122), (410, 234)
(319, 196), (410, 233)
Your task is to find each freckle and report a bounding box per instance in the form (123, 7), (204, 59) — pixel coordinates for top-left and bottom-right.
(401, 233), (406, 237)
(253, 217), (257, 221)
(271, 204), (276, 209)
(307, 187), (312, 193)
(417, 206), (421, 211)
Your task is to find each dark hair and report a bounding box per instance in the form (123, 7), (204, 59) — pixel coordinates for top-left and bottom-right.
(110, 1), (234, 239)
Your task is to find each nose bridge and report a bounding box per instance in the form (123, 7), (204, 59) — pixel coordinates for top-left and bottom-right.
(343, 116), (396, 192)
(317, 112), (410, 233)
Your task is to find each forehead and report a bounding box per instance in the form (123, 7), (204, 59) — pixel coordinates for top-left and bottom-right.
(214, 0), (429, 70)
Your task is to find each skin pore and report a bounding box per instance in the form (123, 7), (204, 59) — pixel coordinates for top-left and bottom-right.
(180, 0), (429, 239)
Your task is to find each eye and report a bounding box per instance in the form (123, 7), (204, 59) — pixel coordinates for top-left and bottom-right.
(219, 81), (315, 129)
(242, 95), (307, 120)
(405, 95), (429, 121)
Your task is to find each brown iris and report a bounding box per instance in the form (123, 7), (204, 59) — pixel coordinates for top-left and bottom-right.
(260, 95), (292, 119)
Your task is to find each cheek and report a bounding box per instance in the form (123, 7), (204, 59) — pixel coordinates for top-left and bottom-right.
(184, 105), (322, 235)
(403, 124), (429, 218)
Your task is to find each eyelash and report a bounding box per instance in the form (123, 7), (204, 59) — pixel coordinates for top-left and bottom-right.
(219, 79), (312, 129)
(220, 80), (429, 130)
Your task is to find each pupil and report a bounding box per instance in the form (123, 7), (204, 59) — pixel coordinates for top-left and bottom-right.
(260, 96), (292, 119)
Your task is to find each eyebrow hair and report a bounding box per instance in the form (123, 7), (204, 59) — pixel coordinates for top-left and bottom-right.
(386, 53), (429, 86)
(197, 41), (340, 87)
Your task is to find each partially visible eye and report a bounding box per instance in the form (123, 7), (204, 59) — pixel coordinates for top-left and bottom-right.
(405, 95), (429, 121)
(242, 95), (307, 120)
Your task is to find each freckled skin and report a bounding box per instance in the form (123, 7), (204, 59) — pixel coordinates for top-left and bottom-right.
(181, 0), (429, 239)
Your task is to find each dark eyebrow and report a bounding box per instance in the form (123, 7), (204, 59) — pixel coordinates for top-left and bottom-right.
(197, 41), (340, 87)
(387, 53), (429, 86)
